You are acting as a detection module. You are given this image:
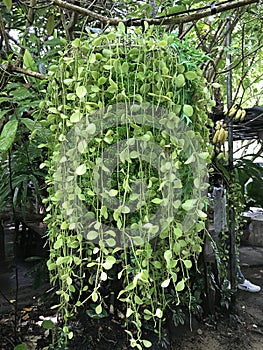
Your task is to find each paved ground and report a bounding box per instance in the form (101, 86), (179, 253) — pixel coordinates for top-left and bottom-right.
(239, 245), (263, 267)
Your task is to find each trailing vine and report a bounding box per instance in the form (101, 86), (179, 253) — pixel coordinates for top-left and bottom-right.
(41, 25), (213, 348)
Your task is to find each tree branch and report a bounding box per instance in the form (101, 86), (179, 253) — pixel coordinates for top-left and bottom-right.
(53, 0), (120, 25)
(53, 0), (260, 26)
(6, 64), (46, 80)
(0, 13), (10, 54)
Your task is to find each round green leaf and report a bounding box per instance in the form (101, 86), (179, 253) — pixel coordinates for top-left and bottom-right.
(86, 230), (99, 240)
(87, 123), (96, 134)
(161, 278), (170, 288)
(75, 164), (87, 175)
(183, 260), (192, 269)
(70, 111), (83, 123)
(42, 319), (55, 330)
(142, 340), (152, 348)
(183, 104), (194, 117)
(185, 71), (198, 80)
(174, 74), (185, 87)
(95, 304), (102, 314)
(76, 86), (87, 98)
(176, 279), (185, 291)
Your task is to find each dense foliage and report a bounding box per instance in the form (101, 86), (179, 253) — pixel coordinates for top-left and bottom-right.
(42, 25), (212, 347)
(1, 0), (263, 349)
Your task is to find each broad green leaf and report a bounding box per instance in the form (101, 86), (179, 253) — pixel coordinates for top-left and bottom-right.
(70, 111), (83, 123)
(61, 221), (68, 230)
(176, 279), (185, 291)
(98, 76), (107, 85)
(87, 123), (96, 134)
(23, 49), (36, 71)
(184, 153), (195, 164)
(198, 152), (210, 160)
(196, 209), (207, 219)
(54, 238), (63, 249)
(108, 189), (118, 197)
(183, 104), (194, 117)
(142, 340), (152, 348)
(101, 271), (107, 281)
(161, 278), (170, 288)
(182, 199), (197, 211)
(92, 291), (98, 302)
(126, 307), (134, 318)
(0, 120), (18, 153)
(21, 117), (36, 131)
(158, 40), (167, 47)
(14, 344), (27, 350)
(212, 82), (221, 88)
(164, 249), (172, 262)
(46, 14), (55, 35)
(66, 276), (72, 285)
(120, 205), (130, 214)
(183, 260), (192, 269)
(89, 53), (96, 64)
(86, 230), (98, 240)
(194, 178), (200, 188)
(78, 140), (87, 153)
(75, 164), (87, 175)
(105, 238), (116, 247)
(122, 62), (129, 73)
(102, 48), (112, 57)
(76, 86), (87, 99)
(68, 332), (74, 339)
(95, 304), (102, 314)
(117, 21), (126, 33)
(155, 308), (163, 318)
(42, 319), (55, 330)
(103, 256), (116, 270)
(134, 295), (143, 305)
(3, 0), (12, 12)
(185, 71), (197, 80)
(174, 74), (185, 87)
(151, 198), (163, 204)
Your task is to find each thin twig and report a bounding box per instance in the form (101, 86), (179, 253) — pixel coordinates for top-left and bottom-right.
(0, 12), (10, 54)
(53, 0), (260, 26)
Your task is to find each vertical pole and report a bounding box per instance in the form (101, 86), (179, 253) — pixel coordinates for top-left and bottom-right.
(226, 18), (236, 295)
(0, 220), (5, 261)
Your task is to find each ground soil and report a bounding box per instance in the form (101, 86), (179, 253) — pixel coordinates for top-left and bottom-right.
(0, 236), (262, 350)
(0, 266), (262, 350)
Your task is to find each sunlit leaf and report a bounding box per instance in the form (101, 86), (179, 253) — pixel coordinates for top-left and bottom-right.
(0, 120), (18, 153)
(23, 49), (36, 71)
(46, 14), (55, 35)
(3, 0), (12, 12)
(75, 164), (86, 175)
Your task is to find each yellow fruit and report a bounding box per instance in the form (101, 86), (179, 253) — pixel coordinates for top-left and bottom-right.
(240, 109), (246, 122)
(215, 121), (221, 130)
(212, 129), (220, 144)
(227, 105), (238, 117)
(217, 128), (225, 143)
(234, 108), (242, 121)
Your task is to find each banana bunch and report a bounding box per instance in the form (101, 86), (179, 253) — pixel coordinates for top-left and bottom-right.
(225, 104), (246, 122)
(212, 120), (228, 146)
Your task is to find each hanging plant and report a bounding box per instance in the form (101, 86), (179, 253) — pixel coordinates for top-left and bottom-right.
(41, 24), (213, 349)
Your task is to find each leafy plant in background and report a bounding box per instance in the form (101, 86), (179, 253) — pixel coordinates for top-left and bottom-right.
(234, 158), (263, 209)
(0, 79), (48, 218)
(42, 25), (213, 349)
(2, 1), (263, 349)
